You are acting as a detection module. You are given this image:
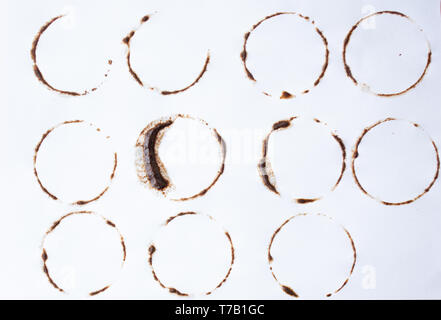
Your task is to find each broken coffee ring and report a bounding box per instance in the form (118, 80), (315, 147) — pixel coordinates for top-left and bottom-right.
(135, 114), (226, 201)
(343, 10), (431, 97)
(33, 120), (118, 205)
(147, 211), (235, 297)
(31, 15), (113, 96)
(258, 116), (346, 203)
(41, 211), (127, 296)
(268, 213), (357, 298)
(352, 117), (440, 206)
(123, 13), (210, 95)
(240, 12), (329, 99)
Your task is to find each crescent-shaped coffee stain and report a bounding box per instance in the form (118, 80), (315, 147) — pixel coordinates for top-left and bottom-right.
(142, 120), (174, 191)
(41, 211), (126, 296)
(258, 117), (346, 202)
(123, 14), (210, 95)
(268, 213), (357, 298)
(31, 15), (112, 96)
(33, 120), (117, 205)
(343, 11), (431, 97)
(258, 118), (295, 195)
(148, 212), (235, 297)
(135, 115), (226, 201)
(241, 12), (329, 99)
(352, 118), (440, 206)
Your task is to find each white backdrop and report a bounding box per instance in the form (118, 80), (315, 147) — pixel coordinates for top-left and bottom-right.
(1, 0), (441, 299)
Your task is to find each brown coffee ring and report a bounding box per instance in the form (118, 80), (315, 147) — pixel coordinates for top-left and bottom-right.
(33, 120), (117, 205)
(148, 212), (235, 297)
(241, 12), (329, 99)
(41, 211), (126, 296)
(268, 213), (357, 298)
(123, 14), (210, 95)
(343, 11), (431, 97)
(258, 117), (346, 203)
(352, 118), (440, 206)
(135, 114), (226, 201)
(31, 15), (113, 96)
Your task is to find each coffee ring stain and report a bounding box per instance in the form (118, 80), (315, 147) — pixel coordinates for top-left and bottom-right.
(241, 12), (329, 99)
(352, 118), (440, 205)
(41, 211), (126, 296)
(343, 11), (431, 97)
(258, 117), (346, 201)
(123, 13), (210, 95)
(135, 115), (226, 201)
(148, 212), (235, 297)
(31, 15), (112, 96)
(33, 120), (117, 205)
(268, 213), (356, 298)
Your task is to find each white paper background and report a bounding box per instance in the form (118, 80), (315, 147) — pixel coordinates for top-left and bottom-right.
(1, 0), (441, 299)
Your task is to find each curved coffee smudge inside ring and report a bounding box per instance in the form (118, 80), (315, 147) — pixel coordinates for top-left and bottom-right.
(31, 15), (113, 96)
(142, 120), (174, 191)
(258, 117), (346, 202)
(342, 11), (431, 97)
(135, 115), (226, 201)
(240, 12), (329, 99)
(352, 118), (440, 206)
(148, 212), (235, 297)
(123, 14), (210, 95)
(33, 120), (117, 205)
(41, 211), (126, 296)
(268, 213), (357, 298)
